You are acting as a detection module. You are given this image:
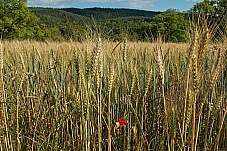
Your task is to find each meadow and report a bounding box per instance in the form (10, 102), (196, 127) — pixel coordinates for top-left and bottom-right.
(0, 31), (226, 150)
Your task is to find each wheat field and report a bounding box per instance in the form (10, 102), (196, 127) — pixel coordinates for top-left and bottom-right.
(0, 29), (227, 151)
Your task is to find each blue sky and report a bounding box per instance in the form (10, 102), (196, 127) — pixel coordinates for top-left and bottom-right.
(27, 0), (204, 12)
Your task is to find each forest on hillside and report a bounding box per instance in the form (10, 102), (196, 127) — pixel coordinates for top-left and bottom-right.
(0, 0), (226, 42)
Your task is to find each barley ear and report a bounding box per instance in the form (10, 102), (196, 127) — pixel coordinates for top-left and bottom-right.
(85, 43), (91, 79)
(73, 53), (80, 89)
(130, 68), (136, 95)
(107, 62), (114, 151)
(144, 68), (152, 98)
(108, 62), (114, 95)
(190, 29), (199, 94)
(210, 47), (222, 89)
(122, 38), (127, 63)
(96, 37), (103, 90)
(91, 37), (102, 77)
(185, 90), (193, 127)
(155, 46), (165, 86)
(198, 27), (209, 67)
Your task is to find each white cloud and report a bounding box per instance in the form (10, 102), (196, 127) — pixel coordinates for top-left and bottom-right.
(128, 0), (155, 9)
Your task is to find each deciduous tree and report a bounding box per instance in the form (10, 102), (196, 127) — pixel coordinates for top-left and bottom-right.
(0, 0), (45, 40)
(150, 9), (190, 42)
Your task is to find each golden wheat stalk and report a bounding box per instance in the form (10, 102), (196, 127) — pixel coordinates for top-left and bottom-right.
(108, 62), (114, 151)
(203, 46), (223, 150)
(210, 47), (222, 89)
(96, 38), (103, 90)
(0, 41), (3, 119)
(96, 37), (103, 151)
(213, 103), (227, 150)
(0, 42), (12, 150)
(0, 41), (4, 145)
(91, 37), (102, 77)
(144, 68), (152, 98)
(155, 46), (170, 151)
(122, 38), (127, 63)
(191, 29), (199, 151)
(198, 26), (209, 67)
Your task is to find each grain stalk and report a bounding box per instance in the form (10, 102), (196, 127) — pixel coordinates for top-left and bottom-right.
(190, 29), (199, 151)
(122, 38), (127, 63)
(142, 65), (152, 131)
(0, 42), (10, 150)
(204, 47), (223, 150)
(213, 103), (227, 150)
(155, 46), (170, 151)
(0, 41), (2, 121)
(108, 62), (114, 151)
(96, 37), (103, 151)
(198, 26), (209, 67)
(127, 66), (136, 151)
(16, 49), (27, 151)
(194, 24), (211, 151)
(181, 66), (190, 151)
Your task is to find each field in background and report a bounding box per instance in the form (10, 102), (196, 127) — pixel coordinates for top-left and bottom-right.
(0, 38), (226, 150)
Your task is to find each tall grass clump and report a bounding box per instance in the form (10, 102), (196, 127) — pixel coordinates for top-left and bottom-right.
(0, 14), (226, 150)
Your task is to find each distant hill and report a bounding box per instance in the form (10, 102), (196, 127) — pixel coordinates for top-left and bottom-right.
(30, 7), (161, 24)
(60, 7), (161, 20)
(28, 7), (162, 41)
(30, 7), (91, 26)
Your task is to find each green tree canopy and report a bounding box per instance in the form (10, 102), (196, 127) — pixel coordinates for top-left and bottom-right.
(193, 0), (227, 15)
(150, 9), (190, 42)
(0, 0), (45, 40)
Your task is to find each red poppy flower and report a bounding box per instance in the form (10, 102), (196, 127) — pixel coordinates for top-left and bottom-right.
(115, 118), (128, 128)
(40, 135), (45, 139)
